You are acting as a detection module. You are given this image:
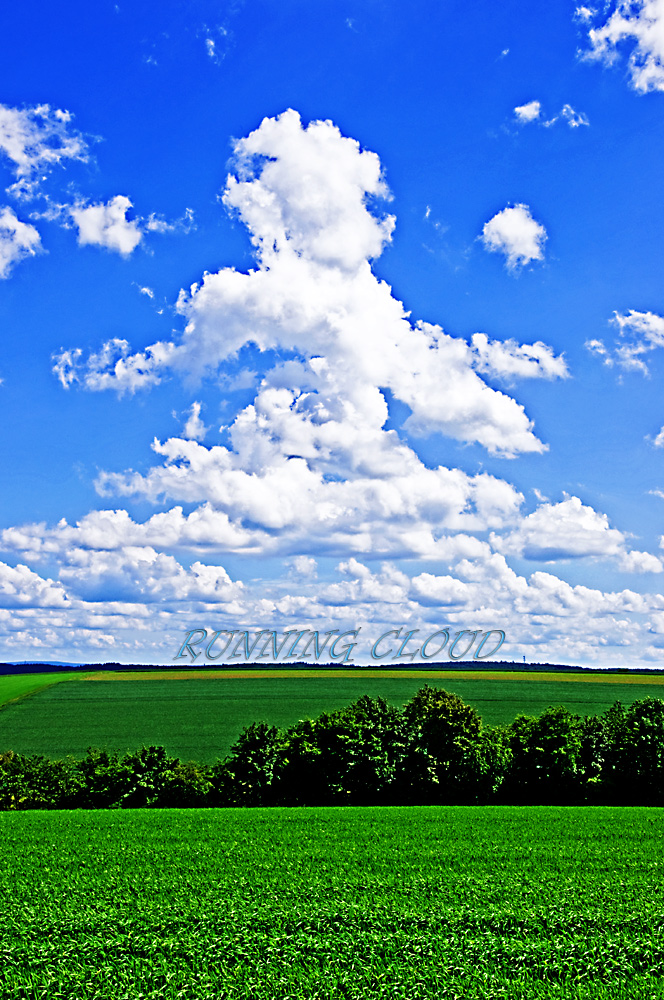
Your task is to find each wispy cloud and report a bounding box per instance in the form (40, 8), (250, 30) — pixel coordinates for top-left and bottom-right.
(0, 103), (89, 199)
(513, 100), (589, 128)
(586, 310), (664, 375)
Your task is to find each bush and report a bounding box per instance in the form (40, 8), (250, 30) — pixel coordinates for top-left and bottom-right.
(0, 751), (80, 810)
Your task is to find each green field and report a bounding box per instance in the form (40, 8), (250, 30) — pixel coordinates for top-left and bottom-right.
(2, 669), (664, 761)
(0, 671), (91, 707)
(1, 806), (663, 999)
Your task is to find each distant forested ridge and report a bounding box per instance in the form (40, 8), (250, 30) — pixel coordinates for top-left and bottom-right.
(2, 659), (661, 675)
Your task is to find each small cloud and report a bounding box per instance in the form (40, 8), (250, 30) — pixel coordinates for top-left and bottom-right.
(586, 311), (664, 376)
(67, 199), (193, 257)
(145, 206), (195, 234)
(0, 205), (42, 278)
(0, 103), (89, 200)
(52, 337), (176, 393)
(574, 6), (596, 23)
(471, 333), (568, 380)
(70, 195), (143, 256)
(480, 203), (547, 271)
(500, 48), (509, 58)
(286, 555), (318, 579)
(200, 24), (231, 63)
(620, 549), (663, 573)
(585, 338), (609, 360)
(561, 104), (590, 127)
(514, 100), (541, 123)
(423, 204), (448, 235)
(137, 285), (154, 299)
(182, 401), (208, 442)
(514, 100), (589, 128)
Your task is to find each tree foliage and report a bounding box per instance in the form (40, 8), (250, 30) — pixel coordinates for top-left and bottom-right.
(2, 690), (664, 808)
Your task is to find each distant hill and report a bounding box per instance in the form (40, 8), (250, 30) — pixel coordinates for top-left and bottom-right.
(0, 661), (83, 673)
(5, 660), (82, 666)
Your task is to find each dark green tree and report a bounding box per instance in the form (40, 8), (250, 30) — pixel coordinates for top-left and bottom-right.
(119, 745), (177, 808)
(400, 687), (490, 803)
(500, 706), (584, 804)
(0, 751), (80, 810)
(74, 747), (133, 808)
(601, 698), (664, 804)
(219, 722), (285, 806)
(272, 696), (407, 805)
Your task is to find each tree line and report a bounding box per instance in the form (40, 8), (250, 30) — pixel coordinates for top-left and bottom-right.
(2, 687), (664, 809)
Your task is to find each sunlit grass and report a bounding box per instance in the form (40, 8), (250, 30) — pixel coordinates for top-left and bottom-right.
(1, 806), (663, 998)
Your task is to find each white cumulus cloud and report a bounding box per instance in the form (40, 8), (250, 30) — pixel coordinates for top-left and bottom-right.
(223, 108), (395, 271)
(0, 561), (69, 609)
(182, 401), (208, 441)
(514, 100), (541, 122)
(0, 206), (41, 278)
(57, 546), (243, 605)
(57, 111), (565, 460)
(69, 195), (143, 255)
(480, 203), (547, 271)
(582, 0), (664, 93)
(492, 495), (662, 572)
(470, 333), (569, 381)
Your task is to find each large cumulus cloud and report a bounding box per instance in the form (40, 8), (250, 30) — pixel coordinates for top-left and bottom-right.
(2, 110), (660, 665)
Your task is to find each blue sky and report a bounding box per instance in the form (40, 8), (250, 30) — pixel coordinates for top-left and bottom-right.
(1, 0), (664, 665)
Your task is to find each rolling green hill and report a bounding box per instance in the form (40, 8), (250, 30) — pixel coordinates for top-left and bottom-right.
(2, 668), (664, 761)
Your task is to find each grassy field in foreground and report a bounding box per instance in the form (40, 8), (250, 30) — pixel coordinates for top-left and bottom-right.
(1, 806), (663, 999)
(2, 670), (664, 761)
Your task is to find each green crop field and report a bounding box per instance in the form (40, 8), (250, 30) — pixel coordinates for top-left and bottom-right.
(2, 669), (664, 762)
(1, 806), (663, 999)
(0, 671), (91, 708)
